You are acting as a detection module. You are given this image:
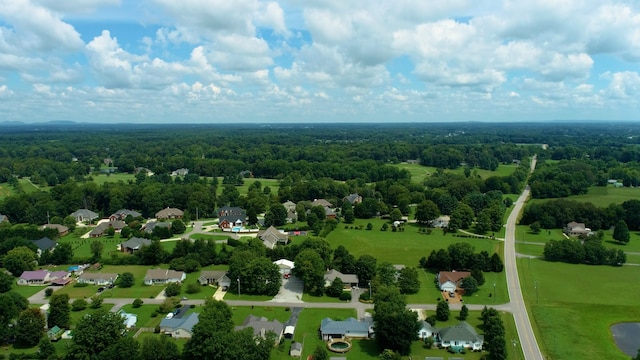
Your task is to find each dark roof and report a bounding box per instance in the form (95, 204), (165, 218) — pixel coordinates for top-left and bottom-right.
(235, 315), (284, 339)
(438, 322), (483, 343)
(31, 237), (57, 251)
(218, 207), (246, 223)
(160, 313), (199, 332)
(343, 193), (361, 203)
(320, 317), (370, 335)
(143, 221), (172, 233)
(111, 209), (141, 218)
(70, 209), (99, 220)
(438, 271), (471, 286)
(42, 224), (69, 234)
(120, 237), (152, 250)
(155, 207), (183, 218)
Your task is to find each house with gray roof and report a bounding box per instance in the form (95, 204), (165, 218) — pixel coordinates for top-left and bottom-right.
(144, 269), (186, 285)
(120, 237), (152, 253)
(70, 209), (99, 223)
(41, 224), (69, 236)
(17, 270), (70, 286)
(89, 220), (126, 237)
(290, 342), (303, 357)
(155, 207), (183, 220)
(257, 226), (289, 248)
(324, 269), (359, 288)
(142, 221), (172, 234)
(320, 317), (372, 340)
(437, 321), (484, 351)
(160, 313), (199, 338)
(30, 237), (57, 256)
(77, 272), (118, 286)
(198, 270), (230, 288)
(418, 320), (437, 339)
(235, 315), (284, 345)
(311, 199), (333, 208)
(217, 206), (246, 229)
(282, 200), (297, 212)
(343, 193), (362, 205)
(109, 209), (141, 221)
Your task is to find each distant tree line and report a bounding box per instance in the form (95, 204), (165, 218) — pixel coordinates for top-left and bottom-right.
(543, 235), (626, 266)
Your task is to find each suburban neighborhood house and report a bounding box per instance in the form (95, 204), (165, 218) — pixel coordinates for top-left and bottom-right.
(142, 221), (171, 234)
(17, 270), (70, 286)
(343, 193), (362, 205)
(563, 221), (592, 237)
(119, 237), (152, 253)
(437, 271), (471, 293)
(70, 209), (99, 223)
(217, 206), (246, 229)
(418, 320), (436, 340)
(155, 207), (184, 220)
(235, 315), (284, 345)
(198, 270), (231, 288)
(143, 269), (186, 285)
(437, 321), (484, 351)
(109, 209), (141, 221)
(41, 223), (69, 236)
(257, 226), (289, 248)
(160, 312), (199, 338)
(273, 259), (295, 275)
(170, 168), (189, 177)
(30, 237), (57, 257)
(324, 269), (359, 288)
(320, 317), (373, 340)
(89, 220), (126, 237)
(311, 199), (333, 208)
(77, 272), (118, 286)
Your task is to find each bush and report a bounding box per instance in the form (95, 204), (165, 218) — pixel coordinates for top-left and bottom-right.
(132, 298), (143, 308)
(186, 282), (201, 294)
(359, 292), (372, 302)
(73, 282), (88, 288)
(339, 292), (352, 301)
(44, 288), (53, 297)
(165, 283), (181, 297)
(71, 298), (88, 311)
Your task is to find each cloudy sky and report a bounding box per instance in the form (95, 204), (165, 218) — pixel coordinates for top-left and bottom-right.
(1, 0), (639, 123)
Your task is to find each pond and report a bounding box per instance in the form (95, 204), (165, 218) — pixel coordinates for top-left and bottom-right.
(611, 322), (640, 356)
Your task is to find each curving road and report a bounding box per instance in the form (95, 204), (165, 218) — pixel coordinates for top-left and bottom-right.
(504, 156), (544, 360)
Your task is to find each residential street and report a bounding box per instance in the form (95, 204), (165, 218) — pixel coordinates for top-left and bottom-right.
(504, 156), (544, 360)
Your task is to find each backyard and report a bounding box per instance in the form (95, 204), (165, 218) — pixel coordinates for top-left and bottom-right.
(392, 163), (520, 183)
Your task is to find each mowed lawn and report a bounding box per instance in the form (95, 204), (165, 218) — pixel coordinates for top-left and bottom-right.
(215, 177), (280, 196)
(86, 173), (137, 185)
(326, 219), (504, 268)
(518, 259), (640, 359)
(530, 185), (640, 207)
(0, 182), (16, 199)
(392, 163), (520, 183)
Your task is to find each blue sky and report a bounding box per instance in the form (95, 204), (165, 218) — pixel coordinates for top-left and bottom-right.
(0, 0), (639, 123)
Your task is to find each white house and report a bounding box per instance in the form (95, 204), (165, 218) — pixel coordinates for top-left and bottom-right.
(144, 269), (186, 285)
(418, 320), (436, 340)
(77, 272), (118, 286)
(273, 259), (295, 275)
(437, 321), (484, 351)
(437, 271), (471, 292)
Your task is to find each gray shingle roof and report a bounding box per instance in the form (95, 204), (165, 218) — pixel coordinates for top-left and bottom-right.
(120, 237), (152, 250)
(438, 322), (483, 343)
(160, 313), (199, 333)
(31, 237), (56, 251)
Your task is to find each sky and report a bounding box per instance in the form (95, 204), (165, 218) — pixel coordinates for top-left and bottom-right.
(0, 0), (639, 123)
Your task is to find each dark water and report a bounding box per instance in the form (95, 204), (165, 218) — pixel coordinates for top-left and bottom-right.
(611, 322), (640, 356)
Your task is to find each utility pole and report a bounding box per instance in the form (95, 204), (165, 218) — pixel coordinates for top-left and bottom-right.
(493, 282), (496, 303)
(237, 277), (241, 296)
(368, 280), (372, 299)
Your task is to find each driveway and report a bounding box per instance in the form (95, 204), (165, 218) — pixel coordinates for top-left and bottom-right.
(270, 275), (304, 303)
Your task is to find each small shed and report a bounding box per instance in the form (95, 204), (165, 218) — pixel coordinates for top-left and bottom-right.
(47, 326), (63, 340)
(290, 342), (302, 357)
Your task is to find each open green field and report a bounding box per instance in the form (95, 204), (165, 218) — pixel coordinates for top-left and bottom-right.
(393, 163), (519, 183)
(326, 218), (503, 268)
(0, 182), (15, 199)
(87, 173), (137, 185)
(518, 259), (640, 359)
(18, 177), (44, 193)
(215, 177), (280, 196)
(530, 185), (640, 207)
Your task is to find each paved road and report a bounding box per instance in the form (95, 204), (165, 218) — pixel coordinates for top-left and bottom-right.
(504, 156), (544, 360)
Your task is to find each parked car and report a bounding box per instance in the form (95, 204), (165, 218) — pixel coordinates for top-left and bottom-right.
(165, 313), (174, 319)
(97, 287), (105, 293)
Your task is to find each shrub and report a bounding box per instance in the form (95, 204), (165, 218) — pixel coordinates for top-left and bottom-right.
(73, 282), (88, 288)
(71, 298), (88, 311)
(44, 288), (53, 297)
(339, 292), (352, 301)
(132, 298), (143, 308)
(165, 283), (181, 297)
(186, 283), (201, 294)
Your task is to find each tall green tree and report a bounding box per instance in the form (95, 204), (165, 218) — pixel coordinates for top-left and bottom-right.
(51, 242), (73, 265)
(98, 336), (140, 360)
(397, 267), (420, 294)
(0, 271), (14, 293)
(67, 309), (127, 358)
(4, 246), (37, 276)
(37, 337), (56, 360)
(293, 249), (326, 295)
(355, 254), (377, 285)
(436, 301), (450, 321)
(372, 286), (419, 355)
(415, 200), (440, 225)
(15, 308), (45, 347)
(140, 334), (180, 360)
(613, 219), (630, 244)
(48, 293), (70, 329)
(90, 240), (104, 261)
(264, 202), (287, 227)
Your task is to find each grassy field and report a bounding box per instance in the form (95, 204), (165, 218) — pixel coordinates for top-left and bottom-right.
(392, 163), (520, 183)
(87, 173), (137, 185)
(530, 185), (640, 207)
(215, 177), (280, 196)
(18, 177), (43, 193)
(326, 219), (504, 268)
(518, 259), (640, 359)
(0, 182), (15, 199)
(11, 284), (48, 299)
